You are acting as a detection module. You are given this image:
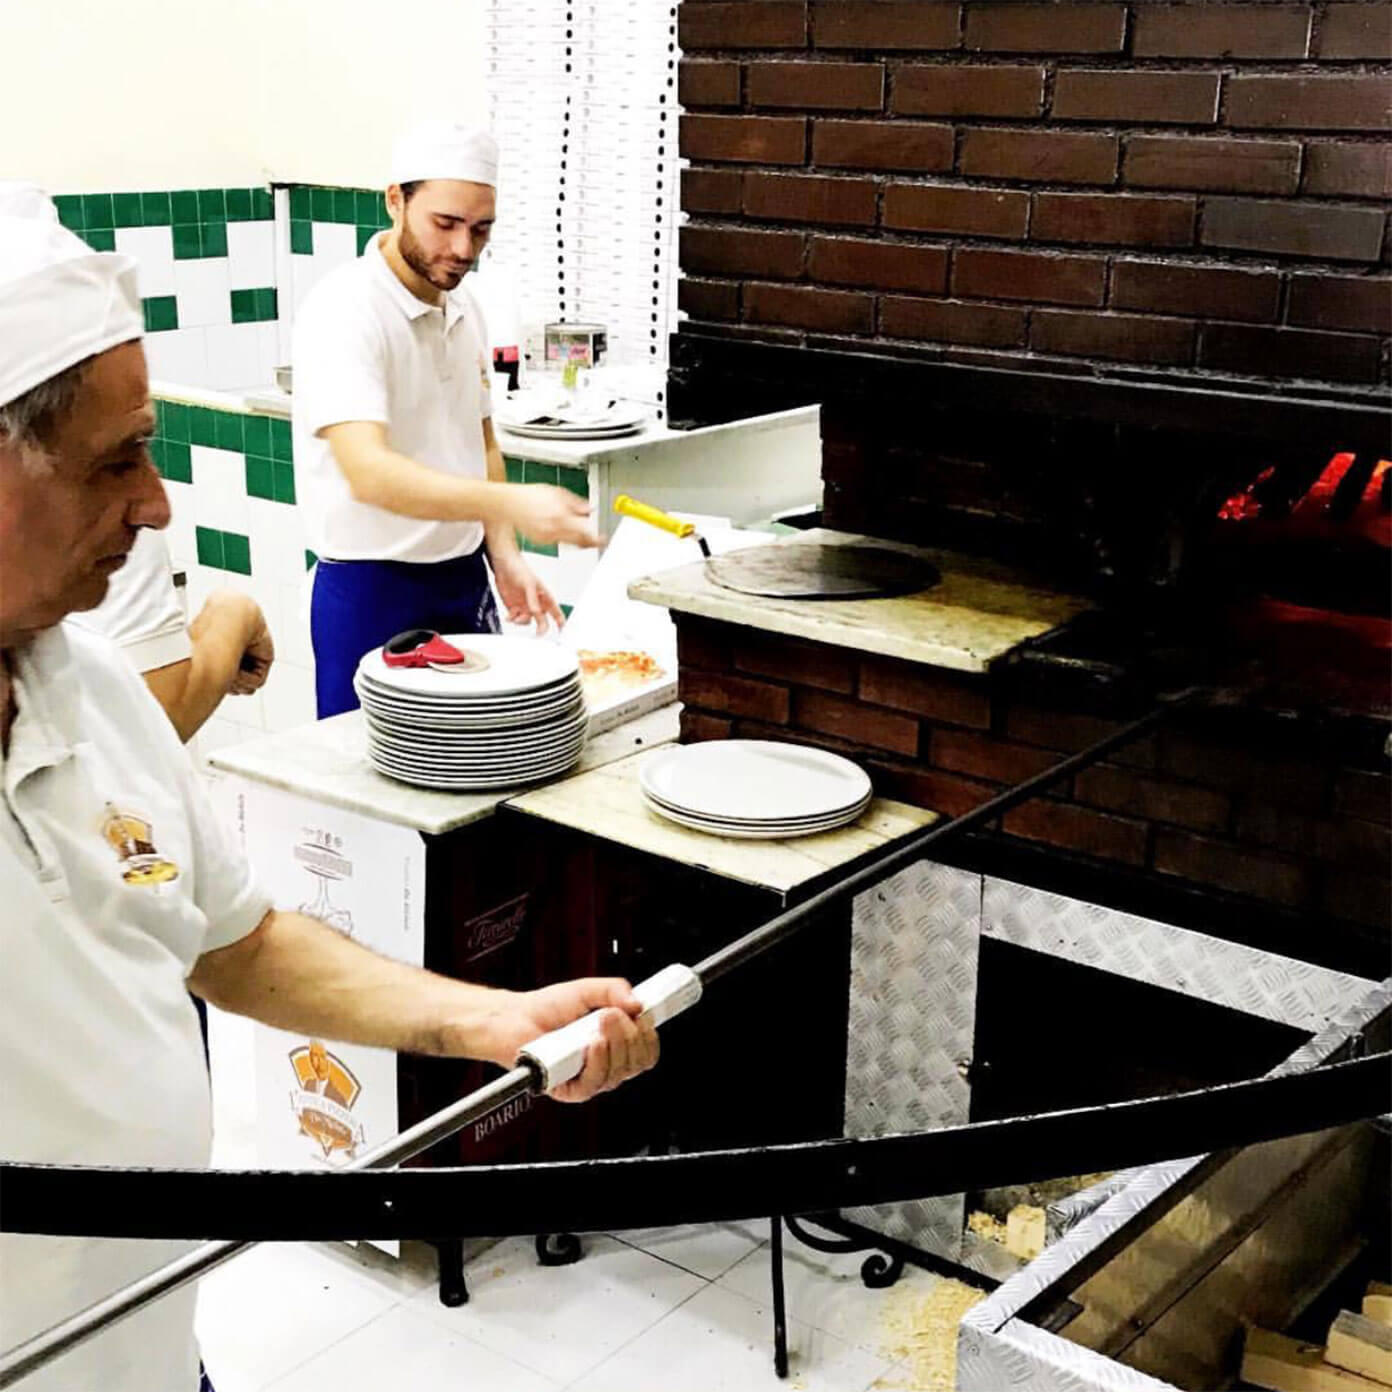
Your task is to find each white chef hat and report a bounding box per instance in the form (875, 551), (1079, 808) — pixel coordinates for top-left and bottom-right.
(389, 120), (499, 188)
(0, 193), (143, 410)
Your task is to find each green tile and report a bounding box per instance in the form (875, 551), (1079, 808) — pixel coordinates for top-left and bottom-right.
(252, 187), (273, 220)
(200, 221), (227, 258)
(148, 436), (166, 475)
(243, 414), (271, 456)
(560, 603), (573, 620)
(522, 537), (559, 558)
(189, 407), (219, 448)
(305, 549), (318, 570)
(311, 186), (335, 222)
(273, 460), (296, 505)
(257, 287), (278, 320)
(290, 219), (313, 255)
(356, 224), (378, 256)
(524, 461), (559, 486)
(172, 223), (201, 260)
(225, 188), (253, 222)
(140, 191), (171, 226)
(171, 189), (199, 223)
(289, 186), (312, 220)
(142, 295), (178, 333)
(504, 457), (526, 484)
(83, 228), (116, 252)
(333, 188), (357, 223)
(197, 188), (226, 221)
(356, 189), (382, 224)
(222, 531), (251, 575)
(112, 191), (143, 227)
(82, 193), (113, 229)
(195, 525), (223, 569)
(53, 195), (84, 230)
(269, 418), (292, 461)
(161, 401), (190, 443)
(558, 465), (589, 499)
(215, 411), (244, 452)
(244, 454), (275, 500)
(162, 440), (193, 484)
(230, 288), (257, 324)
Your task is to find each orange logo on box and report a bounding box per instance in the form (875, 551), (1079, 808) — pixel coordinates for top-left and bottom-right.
(289, 1041), (365, 1159)
(101, 804), (179, 886)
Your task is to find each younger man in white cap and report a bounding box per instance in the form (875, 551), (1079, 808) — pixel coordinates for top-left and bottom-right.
(295, 120), (595, 717)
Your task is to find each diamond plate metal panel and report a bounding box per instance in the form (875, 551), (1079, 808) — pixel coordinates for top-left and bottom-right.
(982, 878), (1375, 1031)
(844, 861), (982, 1258)
(959, 1318), (1177, 1392)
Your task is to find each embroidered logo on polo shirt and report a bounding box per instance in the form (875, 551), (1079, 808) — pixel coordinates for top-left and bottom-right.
(289, 1040), (365, 1160)
(478, 352), (490, 392)
(101, 803), (180, 886)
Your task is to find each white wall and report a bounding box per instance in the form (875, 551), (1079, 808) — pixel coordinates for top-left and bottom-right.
(1, 0), (487, 192)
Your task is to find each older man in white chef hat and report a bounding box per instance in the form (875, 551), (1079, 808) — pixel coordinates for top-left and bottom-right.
(0, 210), (657, 1390)
(294, 120), (599, 718)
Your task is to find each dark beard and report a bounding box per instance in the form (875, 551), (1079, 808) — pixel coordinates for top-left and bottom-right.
(399, 220), (467, 292)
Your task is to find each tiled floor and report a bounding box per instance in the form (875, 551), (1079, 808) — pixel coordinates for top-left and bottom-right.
(197, 1009), (948, 1391)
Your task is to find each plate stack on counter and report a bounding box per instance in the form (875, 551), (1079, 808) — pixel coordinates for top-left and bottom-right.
(494, 390), (649, 441)
(639, 740), (873, 840)
(353, 636), (587, 791)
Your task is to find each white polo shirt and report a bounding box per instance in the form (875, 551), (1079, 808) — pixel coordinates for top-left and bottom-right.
(0, 624), (271, 1391)
(292, 234), (494, 564)
(63, 528), (192, 673)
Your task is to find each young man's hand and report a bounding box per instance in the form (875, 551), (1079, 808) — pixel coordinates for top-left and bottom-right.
(501, 484), (600, 549)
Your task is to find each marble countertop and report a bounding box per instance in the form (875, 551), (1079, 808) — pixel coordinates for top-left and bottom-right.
(208, 705), (680, 837)
(507, 747), (938, 895)
(628, 528), (1090, 674)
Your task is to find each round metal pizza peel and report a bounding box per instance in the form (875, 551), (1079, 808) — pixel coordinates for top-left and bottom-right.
(704, 544), (940, 600)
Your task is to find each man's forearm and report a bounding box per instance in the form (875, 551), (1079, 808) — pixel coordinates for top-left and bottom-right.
(144, 594), (257, 741)
(483, 437), (520, 559)
(344, 440), (507, 525)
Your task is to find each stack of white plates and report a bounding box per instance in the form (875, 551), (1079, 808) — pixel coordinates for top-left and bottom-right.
(353, 636), (587, 791)
(639, 740), (873, 840)
(495, 394), (649, 440)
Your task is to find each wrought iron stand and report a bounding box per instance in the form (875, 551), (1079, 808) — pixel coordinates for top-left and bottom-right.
(433, 1232), (584, 1305)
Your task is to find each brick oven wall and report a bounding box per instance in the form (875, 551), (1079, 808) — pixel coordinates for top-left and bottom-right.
(675, 617), (1391, 970)
(677, 1), (1391, 389)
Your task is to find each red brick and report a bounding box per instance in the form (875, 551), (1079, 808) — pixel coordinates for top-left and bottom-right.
(814, 2), (961, 49)
(893, 64), (1046, 118)
(679, 278), (741, 320)
(1333, 769), (1392, 826)
(734, 633), (857, 692)
(676, 617), (734, 672)
(952, 247), (1108, 305)
(679, 3), (809, 50)
(794, 687), (921, 754)
(733, 717), (868, 760)
(680, 61), (742, 108)
(745, 281), (875, 332)
(813, 119), (954, 172)
(1003, 799), (1148, 864)
(965, 3), (1125, 53)
(1236, 801), (1392, 869)
(682, 168), (745, 214)
(744, 172), (878, 225)
(682, 225), (806, 279)
(880, 296), (1029, 347)
(679, 669), (791, 723)
(748, 60), (885, 111)
(1226, 76), (1392, 132)
(809, 236), (949, 292)
(961, 128), (1117, 185)
(1111, 259), (1281, 323)
(681, 115), (808, 166)
(1125, 135), (1301, 195)
(859, 656), (992, 728)
(1133, 4), (1311, 58)
(1154, 830), (1310, 906)
(1200, 322), (1384, 382)
(1287, 274), (1392, 335)
(1321, 871), (1391, 928)
(932, 728), (1060, 784)
(1031, 309), (1196, 366)
(1053, 70), (1221, 125)
(1158, 730), (1327, 802)
(1203, 198), (1386, 262)
(1075, 764), (1230, 833)
(884, 184), (1030, 238)
(1303, 142), (1392, 200)
(871, 762), (997, 817)
(1006, 704), (1159, 767)
(1317, 5), (1392, 60)
(680, 709), (734, 744)
(1033, 192), (1196, 248)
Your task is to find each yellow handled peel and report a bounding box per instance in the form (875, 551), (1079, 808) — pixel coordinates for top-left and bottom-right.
(613, 494), (711, 556)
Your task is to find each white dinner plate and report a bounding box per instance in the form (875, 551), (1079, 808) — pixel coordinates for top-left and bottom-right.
(356, 636), (579, 698)
(366, 732), (587, 768)
(643, 798), (868, 841)
(357, 685), (584, 718)
(639, 789), (871, 830)
(361, 699), (587, 735)
(368, 749), (582, 790)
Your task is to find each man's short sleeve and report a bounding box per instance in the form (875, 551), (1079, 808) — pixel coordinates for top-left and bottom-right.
(293, 287), (390, 437)
(468, 295), (493, 421)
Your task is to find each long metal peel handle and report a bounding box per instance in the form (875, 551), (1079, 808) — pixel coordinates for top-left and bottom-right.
(613, 494), (695, 540)
(518, 964), (702, 1091)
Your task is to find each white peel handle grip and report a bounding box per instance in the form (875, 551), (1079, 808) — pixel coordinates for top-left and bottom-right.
(518, 964), (702, 1091)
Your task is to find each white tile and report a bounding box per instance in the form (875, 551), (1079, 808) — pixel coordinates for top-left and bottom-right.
(222, 687), (266, 731)
(248, 498), (308, 583)
(261, 660), (316, 734)
(191, 445), (250, 533)
(205, 323), (264, 391)
(193, 715), (247, 759)
(567, 1283), (892, 1392)
(290, 254), (325, 313)
(405, 1233), (702, 1385)
(307, 1238), (461, 1304)
(264, 1303), (561, 1392)
(143, 326), (208, 384)
(311, 221), (359, 272)
(255, 322), (284, 386)
(174, 258), (232, 328)
(196, 1242), (398, 1391)
(114, 224), (176, 296)
(162, 481), (197, 569)
(226, 220), (277, 290)
(276, 580), (316, 667)
(615, 1223), (766, 1281)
